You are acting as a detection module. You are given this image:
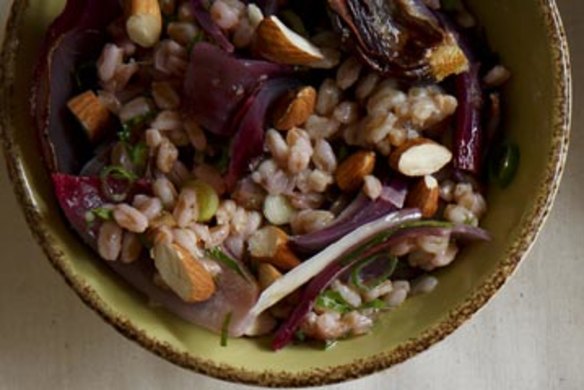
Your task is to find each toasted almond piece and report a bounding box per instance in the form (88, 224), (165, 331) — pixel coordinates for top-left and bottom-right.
(248, 226), (301, 271)
(253, 16), (324, 65)
(389, 138), (452, 177)
(258, 263), (283, 290)
(428, 34), (469, 82)
(147, 226), (173, 246)
(406, 175), (440, 218)
(152, 243), (216, 303)
(67, 91), (111, 143)
(273, 86), (317, 131)
(335, 150), (376, 192)
(125, 0), (162, 48)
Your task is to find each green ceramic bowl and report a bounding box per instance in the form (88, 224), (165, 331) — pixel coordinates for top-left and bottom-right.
(0, 0), (571, 386)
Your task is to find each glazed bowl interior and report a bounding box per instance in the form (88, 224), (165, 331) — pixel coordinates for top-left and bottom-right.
(0, 0), (570, 386)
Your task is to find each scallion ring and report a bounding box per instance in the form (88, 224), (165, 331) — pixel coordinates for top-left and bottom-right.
(100, 165), (138, 202)
(351, 254), (399, 291)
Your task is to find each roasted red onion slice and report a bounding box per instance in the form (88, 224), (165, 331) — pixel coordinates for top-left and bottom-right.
(328, 0), (468, 80)
(183, 42), (289, 136)
(225, 78), (300, 189)
(190, 0), (234, 52)
(291, 180), (408, 254)
(454, 63), (484, 174)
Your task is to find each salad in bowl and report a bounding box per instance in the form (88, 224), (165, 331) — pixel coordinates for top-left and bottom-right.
(31, 0), (517, 351)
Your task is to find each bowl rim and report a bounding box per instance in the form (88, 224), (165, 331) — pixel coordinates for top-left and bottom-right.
(0, 0), (572, 386)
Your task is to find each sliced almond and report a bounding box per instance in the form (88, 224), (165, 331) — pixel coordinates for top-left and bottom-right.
(152, 243), (216, 303)
(258, 263), (283, 291)
(248, 226), (301, 271)
(253, 16), (324, 65)
(335, 150), (376, 192)
(67, 90), (111, 143)
(273, 86), (317, 131)
(125, 0), (162, 48)
(406, 175), (440, 218)
(389, 138), (452, 177)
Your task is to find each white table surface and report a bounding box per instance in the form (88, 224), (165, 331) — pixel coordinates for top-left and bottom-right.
(1, 1), (583, 389)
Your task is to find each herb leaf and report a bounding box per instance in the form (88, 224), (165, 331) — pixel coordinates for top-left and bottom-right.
(360, 299), (386, 310)
(101, 165), (138, 182)
(220, 312), (232, 347)
(206, 247), (248, 280)
(128, 142), (149, 168)
(118, 111), (157, 142)
(84, 207), (114, 225)
(315, 290), (352, 314)
(324, 340), (338, 350)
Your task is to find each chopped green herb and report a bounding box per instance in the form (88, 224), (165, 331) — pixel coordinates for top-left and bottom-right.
(360, 299), (386, 310)
(84, 207), (114, 226)
(315, 290), (352, 314)
(215, 147), (230, 173)
(220, 312), (233, 347)
(337, 145), (349, 162)
(118, 111), (157, 142)
(187, 31), (206, 53)
(118, 125), (132, 143)
(128, 142), (149, 168)
(100, 165), (138, 182)
(206, 247), (248, 280)
(294, 330), (306, 342)
(99, 165), (138, 202)
(489, 142), (520, 189)
(324, 340), (338, 350)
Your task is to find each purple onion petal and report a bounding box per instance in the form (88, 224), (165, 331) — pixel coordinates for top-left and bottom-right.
(454, 63), (484, 175)
(291, 180), (408, 254)
(190, 0), (234, 53)
(451, 224), (491, 241)
(225, 78), (299, 189)
(183, 43), (289, 136)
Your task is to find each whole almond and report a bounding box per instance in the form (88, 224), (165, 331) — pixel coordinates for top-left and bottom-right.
(125, 0), (162, 48)
(406, 175), (440, 218)
(248, 226), (301, 271)
(258, 263), (283, 290)
(336, 150), (376, 192)
(389, 138), (452, 177)
(273, 86), (317, 131)
(253, 16), (324, 65)
(152, 243), (216, 303)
